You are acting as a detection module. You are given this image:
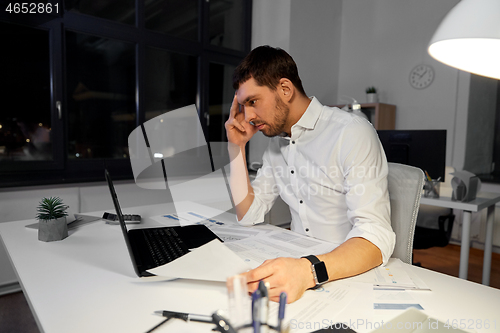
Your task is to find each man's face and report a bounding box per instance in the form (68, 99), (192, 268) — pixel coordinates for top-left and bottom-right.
(236, 77), (290, 137)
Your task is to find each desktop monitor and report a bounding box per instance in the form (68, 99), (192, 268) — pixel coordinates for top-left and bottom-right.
(377, 130), (446, 182)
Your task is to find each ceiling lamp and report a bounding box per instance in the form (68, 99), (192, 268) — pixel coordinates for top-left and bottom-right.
(428, 0), (500, 80)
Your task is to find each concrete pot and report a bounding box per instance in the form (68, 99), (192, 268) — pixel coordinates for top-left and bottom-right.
(38, 217), (68, 242)
(366, 93), (378, 103)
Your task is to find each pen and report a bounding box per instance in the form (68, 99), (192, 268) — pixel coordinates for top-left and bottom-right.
(277, 292), (287, 332)
(258, 281), (269, 333)
(252, 289), (262, 333)
(154, 310), (213, 323)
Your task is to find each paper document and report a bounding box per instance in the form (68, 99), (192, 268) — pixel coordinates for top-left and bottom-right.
(150, 202), (237, 227)
(284, 281), (363, 333)
(209, 225), (271, 242)
(334, 282), (373, 331)
(146, 239), (251, 282)
(152, 211), (227, 227)
(371, 308), (470, 333)
(373, 289), (423, 311)
(225, 228), (338, 269)
(346, 258), (429, 290)
(401, 263), (431, 290)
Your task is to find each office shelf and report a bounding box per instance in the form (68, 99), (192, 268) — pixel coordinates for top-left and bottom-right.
(332, 103), (396, 130)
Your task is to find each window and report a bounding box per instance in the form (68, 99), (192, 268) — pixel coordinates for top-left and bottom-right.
(144, 47), (198, 121)
(0, 0), (252, 187)
(66, 32), (136, 160)
(145, 0), (198, 40)
(0, 22), (52, 163)
(209, 0), (245, 51)
(208, 62), (236, 142)
(66, 0), (135, 24)
(481, 80), (500, 183)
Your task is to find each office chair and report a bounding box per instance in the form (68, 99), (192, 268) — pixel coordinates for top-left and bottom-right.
(413, 166), (456, 250)
(413, 210), (455, 249)
(387, 163), (425, 264)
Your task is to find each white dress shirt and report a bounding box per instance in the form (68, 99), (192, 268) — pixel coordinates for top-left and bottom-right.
(239, 97), (396, 264)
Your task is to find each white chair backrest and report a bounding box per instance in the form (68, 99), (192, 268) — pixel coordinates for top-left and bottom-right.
(387, 163), (425, 264)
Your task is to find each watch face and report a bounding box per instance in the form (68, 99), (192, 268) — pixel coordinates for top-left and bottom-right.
(314, 261), (329, 284)
(409, 64), (434, 89)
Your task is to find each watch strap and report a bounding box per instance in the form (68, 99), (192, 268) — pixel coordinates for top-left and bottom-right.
(302, 255), (320, 265)
(301, 255), (328, 288)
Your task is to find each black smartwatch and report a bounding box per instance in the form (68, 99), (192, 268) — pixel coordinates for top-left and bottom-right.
(302, 255), (329, 289)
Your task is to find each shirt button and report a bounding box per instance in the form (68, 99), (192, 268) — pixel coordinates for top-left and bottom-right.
(305, 228), (309, 232)
(291, 170), (294, 174)
(292, 141), (295, 144)
(300, 200), (303, 204)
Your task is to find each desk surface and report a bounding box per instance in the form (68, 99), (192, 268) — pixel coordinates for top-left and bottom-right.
(1, 203), (500, 333)
(420, 191), (500, 211)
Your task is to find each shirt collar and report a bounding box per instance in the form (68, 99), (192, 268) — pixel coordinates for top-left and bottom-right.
(277, 97), (323, 140)
(292, 96), (323, 131)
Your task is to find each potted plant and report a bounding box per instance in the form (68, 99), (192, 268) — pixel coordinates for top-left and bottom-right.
(365, 86), (378, 103)
(36, 196), (69, 242)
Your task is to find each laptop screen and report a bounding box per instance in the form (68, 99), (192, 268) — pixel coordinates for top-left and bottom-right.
(104, 169), (141, 275)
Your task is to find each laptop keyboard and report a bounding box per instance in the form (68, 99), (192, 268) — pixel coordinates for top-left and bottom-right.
(143, 228), (189, 266)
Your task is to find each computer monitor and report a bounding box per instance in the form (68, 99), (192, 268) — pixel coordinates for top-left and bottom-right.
(377, 130), (446, 182)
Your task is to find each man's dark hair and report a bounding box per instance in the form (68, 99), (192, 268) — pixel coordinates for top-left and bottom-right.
(233, 45), (306, 96)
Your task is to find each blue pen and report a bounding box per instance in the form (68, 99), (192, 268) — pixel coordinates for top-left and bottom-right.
(258, 281), (269, 333)
(252, 289), (262, 333)
(278, 292), (287, 333)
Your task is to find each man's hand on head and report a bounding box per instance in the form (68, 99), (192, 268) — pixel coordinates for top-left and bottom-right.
(225, 94), (258, 147)
(242, 257), (316, 303)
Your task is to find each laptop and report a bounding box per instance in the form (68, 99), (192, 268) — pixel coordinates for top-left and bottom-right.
(104, 169), (222, 277)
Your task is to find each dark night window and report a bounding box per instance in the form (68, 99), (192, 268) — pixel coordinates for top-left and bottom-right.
(0, 22), (52, 162)
(145, 0), (198, 41)
(145, 47), (198, 120)
(0, 1), (252, 187)
(66, 32), (136, 160)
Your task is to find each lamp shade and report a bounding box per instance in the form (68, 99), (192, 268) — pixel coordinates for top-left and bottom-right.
(428, 0), (500, 80)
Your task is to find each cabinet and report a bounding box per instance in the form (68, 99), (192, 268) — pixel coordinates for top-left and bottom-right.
(332, 103), (396, 130)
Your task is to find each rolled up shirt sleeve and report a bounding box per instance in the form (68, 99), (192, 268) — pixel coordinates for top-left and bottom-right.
(238, 148), (280, 226)
(340, 118), (396, 265)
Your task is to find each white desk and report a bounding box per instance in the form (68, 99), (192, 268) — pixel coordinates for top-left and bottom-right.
(1, 203), (500, 333)
(420, 192), (500, 285)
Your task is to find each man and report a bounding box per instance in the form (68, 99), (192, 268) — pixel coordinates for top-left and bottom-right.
(225, 45), (395, 303)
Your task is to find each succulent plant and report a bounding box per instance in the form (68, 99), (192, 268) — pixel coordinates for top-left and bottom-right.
(366, 86), (377, 94)
(36, 197), (68, 221)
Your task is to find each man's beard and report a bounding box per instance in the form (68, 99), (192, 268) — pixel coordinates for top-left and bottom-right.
(260, 95), (290, 137)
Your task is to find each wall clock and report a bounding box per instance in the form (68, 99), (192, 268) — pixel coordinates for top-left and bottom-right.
(409, 64), (435, 89)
